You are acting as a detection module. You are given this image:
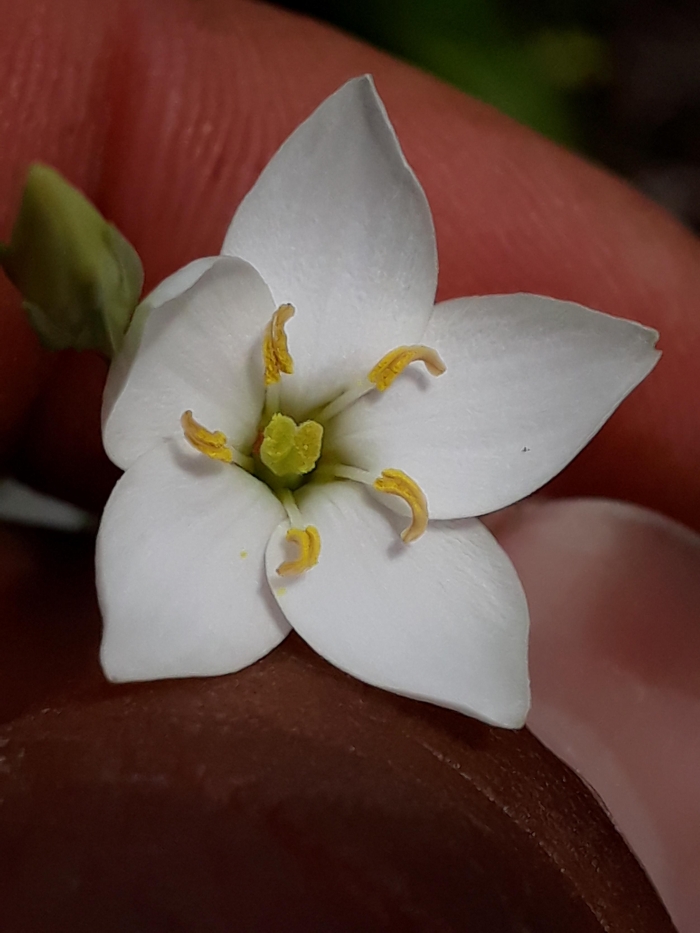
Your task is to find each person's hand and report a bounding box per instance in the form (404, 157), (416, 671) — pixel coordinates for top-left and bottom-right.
(0, 0), (697, 928)
(1, 0), (698, 524)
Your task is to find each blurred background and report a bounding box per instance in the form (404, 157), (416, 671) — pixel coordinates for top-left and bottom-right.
(4, 0), (700, 528)
(277, 0), (700, 232)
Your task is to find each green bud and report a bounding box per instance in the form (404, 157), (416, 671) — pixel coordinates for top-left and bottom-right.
(0, 163), (144, 356)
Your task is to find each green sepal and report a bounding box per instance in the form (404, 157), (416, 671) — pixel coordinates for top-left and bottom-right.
(0, 163), (144, 357)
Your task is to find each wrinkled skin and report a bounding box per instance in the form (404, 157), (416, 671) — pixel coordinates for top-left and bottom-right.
(0, 0), (698, 929)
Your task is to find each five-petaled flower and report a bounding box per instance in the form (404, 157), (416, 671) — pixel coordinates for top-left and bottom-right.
(97, 76), (659, 728)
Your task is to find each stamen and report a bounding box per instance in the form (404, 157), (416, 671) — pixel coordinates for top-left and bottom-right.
(180, 410), (253, 471)
(317, 343), (445, 422)
(373, 468), (429, 543)
(277, 525), (322, 577)
(280, 489), (303, 526)
(317, 379), (373, 422)
(369, 345), (445, 392)
(263, 303), (295, 386)
(331, 464), (373, 484)
(264, 382), (280, 419)
(277, 490), (321, 576)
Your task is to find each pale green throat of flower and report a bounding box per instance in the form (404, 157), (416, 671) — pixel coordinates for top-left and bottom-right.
(181, 303), (446, 578)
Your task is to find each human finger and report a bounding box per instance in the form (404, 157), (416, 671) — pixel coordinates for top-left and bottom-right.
(492, 497), (700, 933)
(0, 0), (698, 522)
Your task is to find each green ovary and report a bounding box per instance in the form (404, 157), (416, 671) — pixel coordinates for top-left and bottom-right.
(259, 413), (324, 478)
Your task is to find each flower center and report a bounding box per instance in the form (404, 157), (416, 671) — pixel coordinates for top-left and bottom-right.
(256, 412), (324, 490)
(180, 303), (445, 577)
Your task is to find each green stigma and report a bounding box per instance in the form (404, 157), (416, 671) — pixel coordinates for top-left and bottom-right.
(259, 413), (323, 479)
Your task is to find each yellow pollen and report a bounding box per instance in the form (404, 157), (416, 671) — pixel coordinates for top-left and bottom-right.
(368, 345), (446, 392)
(180, 410), (233, 463)
(277, 525), (321, 576)
(263, 303), (295, 385)
(373, 469), (429, 543)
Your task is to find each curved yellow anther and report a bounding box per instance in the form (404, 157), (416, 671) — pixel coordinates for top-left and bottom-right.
(277, 525), (321, 576)
(181, 410), (233, 463)
(373, 469), (428, 543)
(263, 303), (295, 385)
(368, 345), (446, 392)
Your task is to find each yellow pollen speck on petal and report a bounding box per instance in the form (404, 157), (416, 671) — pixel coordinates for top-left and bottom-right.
(368, 345), (446, 392)
(263, 303), (295, 385)
(373, 469), (428, 543)
(277, 525), (321, 577)
(181, 410), (233, 463)
(240, 550), (248, 559)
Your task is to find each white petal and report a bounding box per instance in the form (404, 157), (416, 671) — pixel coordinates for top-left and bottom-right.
(143, 256), (220, 311)
(101, 257), (220, 442)
(97, 440), (289, 682)
(222, 76), (437, 417)
(265, 481), (530, 728)
(330, 295), (660, 518)
(102, 256), (275, 471)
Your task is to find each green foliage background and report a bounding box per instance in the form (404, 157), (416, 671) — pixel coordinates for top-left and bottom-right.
(281, 0), (624, 149)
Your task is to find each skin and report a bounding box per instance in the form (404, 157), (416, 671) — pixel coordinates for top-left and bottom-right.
(0, 0), (698, 927)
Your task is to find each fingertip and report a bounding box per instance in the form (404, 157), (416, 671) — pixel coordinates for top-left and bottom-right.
(493, 497), (700, 932)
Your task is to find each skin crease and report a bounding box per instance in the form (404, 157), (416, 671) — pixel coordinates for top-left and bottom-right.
(0, 0), (698, 927)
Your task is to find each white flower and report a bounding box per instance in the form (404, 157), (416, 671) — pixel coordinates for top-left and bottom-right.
(96, 76), (659, 729)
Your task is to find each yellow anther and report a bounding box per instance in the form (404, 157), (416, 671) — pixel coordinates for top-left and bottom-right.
(373, 469), (428, 543)
(181, 410), (233, 463)
(277, 525), (321, 577)
(368, 345), (446, 392)
(263, 303), (295, 385)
